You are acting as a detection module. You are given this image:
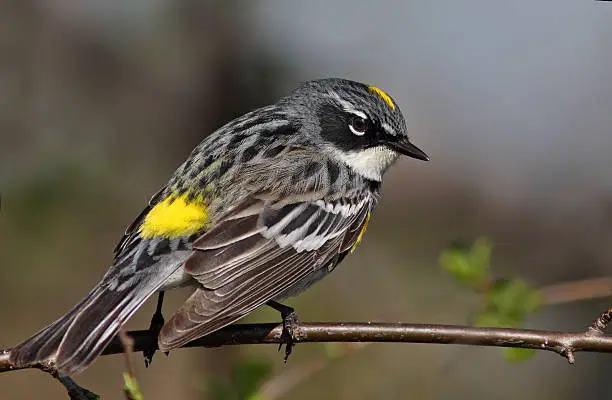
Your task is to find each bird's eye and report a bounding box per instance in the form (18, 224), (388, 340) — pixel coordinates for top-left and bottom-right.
(348, 115), (368, 136)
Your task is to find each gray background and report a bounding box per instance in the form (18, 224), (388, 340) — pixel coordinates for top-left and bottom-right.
(1, 1), (611, 398)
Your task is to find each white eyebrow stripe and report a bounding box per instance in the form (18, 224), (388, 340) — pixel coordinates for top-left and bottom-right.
(350, 109), (368, 120)
(382, 122), (396, 135)
(328, 91), (367, 119)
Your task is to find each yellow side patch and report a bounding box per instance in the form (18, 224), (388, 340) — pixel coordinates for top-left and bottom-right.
(368, 86), (395, 110)
(139, 193), (209, 239)
(351, 212), (371, 252)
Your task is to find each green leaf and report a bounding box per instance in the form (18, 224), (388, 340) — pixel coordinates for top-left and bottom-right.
(504, 348), (537, 362)
(123, 373), (144, 400)
(439, 238), (492, 287)
(469, 238), (492, 274)
(487, 279), (543, 320)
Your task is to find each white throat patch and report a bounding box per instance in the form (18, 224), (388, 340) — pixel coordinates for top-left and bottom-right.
(333, 146), (399, 181)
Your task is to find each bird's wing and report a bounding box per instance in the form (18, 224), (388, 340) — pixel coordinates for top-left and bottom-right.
(158, 194), (371, 350)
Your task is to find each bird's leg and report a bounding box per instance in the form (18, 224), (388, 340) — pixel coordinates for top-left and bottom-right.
(144, 291), (165, 367)
(266, 300), (301, 362)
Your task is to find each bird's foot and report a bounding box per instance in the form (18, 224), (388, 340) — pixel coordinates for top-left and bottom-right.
(144, 292), (165, 367)
(267, 300), (301, 362)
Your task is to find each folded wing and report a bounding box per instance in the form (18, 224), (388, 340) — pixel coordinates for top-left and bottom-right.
(158, 195), (370, 350)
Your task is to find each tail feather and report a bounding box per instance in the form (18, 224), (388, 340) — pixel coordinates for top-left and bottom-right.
(10, 283), (156, 376)
(55, 287), (146, 375)
(10, 239), (189, 375)
(9, 290), (98, 367)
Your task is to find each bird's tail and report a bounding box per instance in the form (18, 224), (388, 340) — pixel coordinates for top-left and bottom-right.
(9, 281), (156, 376)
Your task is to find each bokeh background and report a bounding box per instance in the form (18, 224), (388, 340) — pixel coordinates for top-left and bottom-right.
(2, 1), (612, 399)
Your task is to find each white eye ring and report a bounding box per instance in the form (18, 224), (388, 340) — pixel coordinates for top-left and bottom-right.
(349, 124), (365, 136)
(349, 115), (368, 136)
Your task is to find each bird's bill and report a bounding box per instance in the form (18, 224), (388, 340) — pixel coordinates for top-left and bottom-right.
(383, 137), (430, 161)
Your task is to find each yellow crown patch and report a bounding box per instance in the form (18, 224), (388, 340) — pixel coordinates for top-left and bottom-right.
(368, 86), (395, 110)
(139, 192), (209, 239)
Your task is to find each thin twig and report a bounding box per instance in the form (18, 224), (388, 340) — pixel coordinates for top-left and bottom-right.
(119, 329), (144, 400)
(540, 277), (612, 305)
(56, 376), (99, 400)
(589, 308), (612, 335)
(118, 329), (136, 379)
(259, 277), (612, 397)
(28, 356), (99, 400)
(3, 321), (612, 374)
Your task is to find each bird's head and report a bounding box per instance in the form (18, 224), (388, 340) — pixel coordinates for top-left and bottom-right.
(283, 78), (429, 181)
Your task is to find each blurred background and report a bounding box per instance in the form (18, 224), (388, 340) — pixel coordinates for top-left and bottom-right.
(2, 0), (612, 398)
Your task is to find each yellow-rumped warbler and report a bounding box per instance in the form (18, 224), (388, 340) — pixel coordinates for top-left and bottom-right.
(10, 78), (428, 375)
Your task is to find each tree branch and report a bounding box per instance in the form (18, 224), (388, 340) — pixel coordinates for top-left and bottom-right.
(3, 318), (612, 374)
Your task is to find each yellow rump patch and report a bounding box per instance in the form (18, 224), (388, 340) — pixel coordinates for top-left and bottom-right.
(351, 212), (371, 252)
(139, 193), (209, 239)
(368, 86), (395, 110)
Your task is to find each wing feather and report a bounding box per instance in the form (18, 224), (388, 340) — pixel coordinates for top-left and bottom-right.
(159, 195), (372, 350)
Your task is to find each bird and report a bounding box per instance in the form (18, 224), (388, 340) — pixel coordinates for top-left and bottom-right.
(10, 78), (429, 376)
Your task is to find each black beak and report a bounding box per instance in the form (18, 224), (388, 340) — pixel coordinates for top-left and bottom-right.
(384, 137), (430, 161)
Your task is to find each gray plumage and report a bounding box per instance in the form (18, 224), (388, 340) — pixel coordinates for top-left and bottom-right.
(10, 78), (428, 375)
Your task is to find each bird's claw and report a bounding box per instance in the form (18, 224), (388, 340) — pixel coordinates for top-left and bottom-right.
(144, 293), (165, 367)
(278, 309), (300, 362)
(143, 311), (164, 367)
(267, 301), (301, 362)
